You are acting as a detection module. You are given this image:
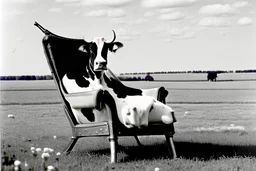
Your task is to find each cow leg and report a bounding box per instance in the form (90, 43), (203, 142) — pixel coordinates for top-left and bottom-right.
(134, 136), (142, 146)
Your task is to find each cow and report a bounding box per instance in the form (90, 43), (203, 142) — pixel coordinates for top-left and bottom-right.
(62, 31), (174, 128)
(145, 73), (154, 81)
(207, 71), (218, 82)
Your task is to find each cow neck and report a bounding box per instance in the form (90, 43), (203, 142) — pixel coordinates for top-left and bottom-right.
(83, 70), (104, 89)
(87, 59), (102, 80)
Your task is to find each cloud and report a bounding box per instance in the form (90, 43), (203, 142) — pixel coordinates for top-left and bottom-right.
(85, 9), (108, 17)
(237, 17), (253, 26)
(180, 31), (196, 39)
(158, 11), (185, 20)
(144, 11), (156, 17)
(55, 0), (81, 2)
(128, 18), (148, 25)
(149, 26), (168, 33)
(115, 28), (141, 40)
(232, 1), (249, 8)
(117, 28), (141, 36)
(150, 26), (196, 41)
(108, 9), (126, 18)
(2, 9), (25, 16)
(220, 31), (227, 36)
(2, 0), (34, 3)
(158, 8), (176, 13)
(112, 18), (147, 25)
(85, 9), (126, 18)
(117, 36), (133, 41)
(162, 27), (196, 40)
(111, 18), (127, 24)
(1, 9), (25, 22)
(141, 0), (197, 8)
(73, 11), (81, 15)
(190, 18), (198, 25)
(248, 10), (255, 15)
(199, 4), (237, 16)
(167, 27), (187, 36)
(80, 0), (134, 7)
(198, 17), (231, 27)
(48, 8), (62, 13)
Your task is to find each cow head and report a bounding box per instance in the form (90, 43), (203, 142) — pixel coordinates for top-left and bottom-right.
(78, 31), (123, 74)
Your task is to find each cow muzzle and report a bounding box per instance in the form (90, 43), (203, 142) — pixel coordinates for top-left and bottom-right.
(94, 61), (107, 71)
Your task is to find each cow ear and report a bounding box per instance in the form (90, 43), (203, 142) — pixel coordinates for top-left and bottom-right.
(111, 42), (123, 53)
(78, 45), (88, 53)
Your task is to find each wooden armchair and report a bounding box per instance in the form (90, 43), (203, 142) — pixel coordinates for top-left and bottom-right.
(34, 22), (177, 163)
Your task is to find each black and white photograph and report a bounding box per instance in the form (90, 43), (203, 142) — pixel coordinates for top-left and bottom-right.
(1, 0), (256, 170)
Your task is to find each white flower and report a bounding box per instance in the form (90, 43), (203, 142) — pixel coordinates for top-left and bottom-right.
(24, 161), (28, 167)
(53, 135), (57, 139)
(44, 147), (50, 153)
(36, 148), (42, 152)
(184, 111), (191, 116)
(8, 114), (15, 118)
(14, 166), (19, 171)
(44, 147), (54, 154)
(155, 167), (160, 171)
(47, 165), (55, 171)
(31, 147), (35, 151)
(49, 148), (54, 153)
(14, 160), (21, 166)
(56, 152), (61, 156)
(41, 152), (50, 159)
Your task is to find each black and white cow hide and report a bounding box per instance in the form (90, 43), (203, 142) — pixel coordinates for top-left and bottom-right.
(62, 31), (174, 128)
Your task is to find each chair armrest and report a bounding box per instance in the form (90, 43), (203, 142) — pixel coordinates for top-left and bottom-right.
(63, 89), (103, 109)
(142, 88), (160, 99)
(142, 87), (168, 102)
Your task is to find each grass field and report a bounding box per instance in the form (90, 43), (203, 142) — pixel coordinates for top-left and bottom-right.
(1, 80), (256, 170)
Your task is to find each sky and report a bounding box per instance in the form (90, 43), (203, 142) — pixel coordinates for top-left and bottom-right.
(0, 0), (255, 76)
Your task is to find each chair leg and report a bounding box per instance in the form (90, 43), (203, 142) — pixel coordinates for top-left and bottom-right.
(134, 136), (142, 146)
(63, 136), (78, 155)
(165, 135), (177, 158)
(109, 138), (117, 163)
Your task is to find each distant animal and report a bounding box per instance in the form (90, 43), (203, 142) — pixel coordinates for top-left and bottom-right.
(207, 72), (217, 82)
(145, 73), (154, 81)
(62, 31), (174, 128)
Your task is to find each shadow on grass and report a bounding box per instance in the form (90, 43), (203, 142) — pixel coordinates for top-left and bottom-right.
(174, 141), (256, 160)
(87, 141), (256, 162)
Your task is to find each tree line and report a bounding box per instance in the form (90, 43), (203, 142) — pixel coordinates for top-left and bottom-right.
(120, 69), (256, 75)
(0, 75), (53, 81)
(1, 69), (255, 81)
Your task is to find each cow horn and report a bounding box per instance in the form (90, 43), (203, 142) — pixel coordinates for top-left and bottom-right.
(106, 30), (116, 43)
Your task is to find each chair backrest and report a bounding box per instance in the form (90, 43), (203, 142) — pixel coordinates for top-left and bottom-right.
(37, 23), (88, 126)
(36, 22), (169, 128)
